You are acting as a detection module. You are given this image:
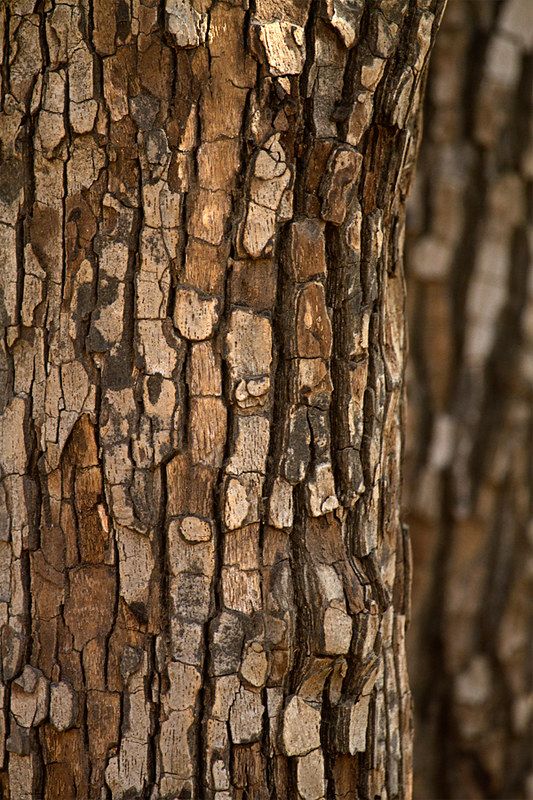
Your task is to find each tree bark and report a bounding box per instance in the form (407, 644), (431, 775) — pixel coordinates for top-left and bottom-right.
(0, 1), (442, 798)
(406, 1), (532, 797)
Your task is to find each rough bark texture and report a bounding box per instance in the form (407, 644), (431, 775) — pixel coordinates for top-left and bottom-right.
(406, 1), (533, 798)
(0, 1), (443, 798)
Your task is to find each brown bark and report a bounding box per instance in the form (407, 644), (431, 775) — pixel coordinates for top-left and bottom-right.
(0, 1), (443, 798)
(406, 1), (532, 797)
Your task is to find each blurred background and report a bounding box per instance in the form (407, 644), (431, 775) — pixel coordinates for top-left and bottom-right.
(404, 0), (532, 797)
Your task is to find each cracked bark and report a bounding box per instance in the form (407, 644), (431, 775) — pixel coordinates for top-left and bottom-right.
(406, 1), (532, 798)
(0, 1), (443, 798)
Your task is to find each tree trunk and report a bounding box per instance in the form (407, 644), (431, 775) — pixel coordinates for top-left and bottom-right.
(406, 1), (532, 797)
(0, 1), (442, 797)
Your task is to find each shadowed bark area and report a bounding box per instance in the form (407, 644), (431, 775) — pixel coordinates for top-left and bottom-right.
(0, 0), (443, 797)
(406, 0), (532, 797)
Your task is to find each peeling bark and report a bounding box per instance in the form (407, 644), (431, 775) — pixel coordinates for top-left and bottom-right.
(406, 1), (533, 797)
(0, 1), (443, 797)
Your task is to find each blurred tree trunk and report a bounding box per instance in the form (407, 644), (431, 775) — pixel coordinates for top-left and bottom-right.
(406, 0), (532, 798)
(0, 0), (444, 798)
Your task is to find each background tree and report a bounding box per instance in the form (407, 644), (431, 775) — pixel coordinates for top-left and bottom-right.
(0, 0), (444, 798)
(405, 0), (532, 797)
